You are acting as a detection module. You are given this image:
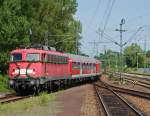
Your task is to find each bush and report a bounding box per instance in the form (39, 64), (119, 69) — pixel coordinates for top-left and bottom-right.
(39, 92), (55, 106)
(0, 75), (10, 92)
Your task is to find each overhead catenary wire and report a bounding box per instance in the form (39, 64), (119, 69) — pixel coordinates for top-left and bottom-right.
(88, 0), (102, 26)
(102, 0), (116, 35)
(99, 0), (116, 40)
(83, 0), (102, 34)
(124, 26), (144, 45)
(97, 29), (119, 45)
(126, 11), (150, 24)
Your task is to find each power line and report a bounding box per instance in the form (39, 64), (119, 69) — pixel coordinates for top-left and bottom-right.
(97, 28), (119, 45)
(89, 0), (102, 25)
(98, 0), (111, 37)
(84, 0), (102, 33)
(126, 11), (150, 24)
(124, 26), (144, 45)
(102, 0), (116, 34)
(99, 0), (116, 40)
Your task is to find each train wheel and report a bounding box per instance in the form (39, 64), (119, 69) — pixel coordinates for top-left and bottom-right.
(47, 81), (52, 93)
(67, 79), (71, 87)
(33, 86), (40, 95)
(64, 79), (67, 89)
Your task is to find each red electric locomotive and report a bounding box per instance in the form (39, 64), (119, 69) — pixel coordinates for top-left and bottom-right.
(9, 45), (101, 94)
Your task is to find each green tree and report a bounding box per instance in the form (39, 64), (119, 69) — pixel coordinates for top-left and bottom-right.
(124, 43), (144, 67)
(0, 0), (81, 74)
(98, 49), (119, 70)
(146, 50), (150, 57)
(0, 0), (30, 73)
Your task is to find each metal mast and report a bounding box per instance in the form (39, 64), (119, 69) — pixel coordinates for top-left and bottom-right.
(115, 18), (126, 81)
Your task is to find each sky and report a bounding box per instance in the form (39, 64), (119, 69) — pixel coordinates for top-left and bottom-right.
(76, 0), (150, 57)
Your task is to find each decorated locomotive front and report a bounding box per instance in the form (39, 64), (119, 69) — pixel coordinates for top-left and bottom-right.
(9, 49), (44, 94)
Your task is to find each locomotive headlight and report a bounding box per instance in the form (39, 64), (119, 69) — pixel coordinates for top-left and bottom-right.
(27, 69), (35, 75)
(12, 69), (19, 75)
(30, 80), (35, 85)
(9, 80), (14, 85)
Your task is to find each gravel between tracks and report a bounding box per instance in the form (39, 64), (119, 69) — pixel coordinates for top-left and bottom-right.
(81, 84), (103, 116)
(102, 75), (150, 93)
(102, 75), (150, 115)
(121, 93), (150, 116)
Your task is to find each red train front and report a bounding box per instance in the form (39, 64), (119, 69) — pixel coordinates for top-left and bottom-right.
(9, 45), (101, 95)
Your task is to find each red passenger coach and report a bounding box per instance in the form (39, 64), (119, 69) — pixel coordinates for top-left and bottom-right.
(8, 45), (101, 94)
(67, 54), (100, 78)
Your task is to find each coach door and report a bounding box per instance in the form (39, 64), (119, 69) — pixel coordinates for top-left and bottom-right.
(92, 64), (94, 74)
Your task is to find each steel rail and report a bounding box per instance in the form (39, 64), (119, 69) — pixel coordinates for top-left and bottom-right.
(97, 80), (150, 99)
(94, 86), (109, 116)
(124, 78), (150, 89)
(0, 95), (31, 104)
(94, 81), (144, 116)
(109, 72), (150, 89)
(0, 93), (16, 100)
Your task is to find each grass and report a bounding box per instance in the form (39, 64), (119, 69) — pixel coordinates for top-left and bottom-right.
(106, 73), (128, 85)
(0, 92), (61, 116)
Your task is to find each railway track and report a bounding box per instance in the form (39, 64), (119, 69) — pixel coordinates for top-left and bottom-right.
(96, 81), (150, 99)
(0, 94), (30, 104)
(109, 72), (150, 89)
(94, 81), (144, 116)
(124, 78), (150, 89)
(115, 72), (150, 82)
(108, 72), (150, 80)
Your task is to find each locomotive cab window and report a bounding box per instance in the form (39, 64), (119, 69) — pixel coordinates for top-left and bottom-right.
(27, 53), (40, 61)
(10, 53), (22, 62)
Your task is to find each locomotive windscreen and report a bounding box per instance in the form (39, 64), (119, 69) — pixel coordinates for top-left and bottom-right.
(10, 53), (22, 62)
(27, 53), (40, 61)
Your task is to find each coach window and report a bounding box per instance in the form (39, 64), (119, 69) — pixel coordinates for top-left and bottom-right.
(64, 57), (66, 63)
(51, 55), (54, 63)
(78, 62), (80, 69)
(41, 53), (46, 62)
(72, 62), (78, 69)
(56, 56), (59, 64)
(27, 53), (40, 61)
(58, 56), (61, 64)
(47, 54), (51, 62)
(64, 57), (67, 63)
(54, 55), (57, 63)
(88, 64), (90, 69)
(75, 62), (79, 69)
(57, 56), (60, 64)
(85, 63), (87, 69)
(11, 53), (22, 62)
(87, 63), (89, 69)
(60, 56), (63, 63)
(60, 56), (64, 64)
(90, 64), (92, 69)
(72, 62), (75, 69)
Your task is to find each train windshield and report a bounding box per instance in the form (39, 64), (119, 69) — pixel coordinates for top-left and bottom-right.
(27, 53), (40, 61)
(11, 53), (22, 62)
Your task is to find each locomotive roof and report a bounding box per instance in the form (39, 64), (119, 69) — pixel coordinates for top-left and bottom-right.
(11, 48), (100, 64)
(11, 48), (68, 56)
